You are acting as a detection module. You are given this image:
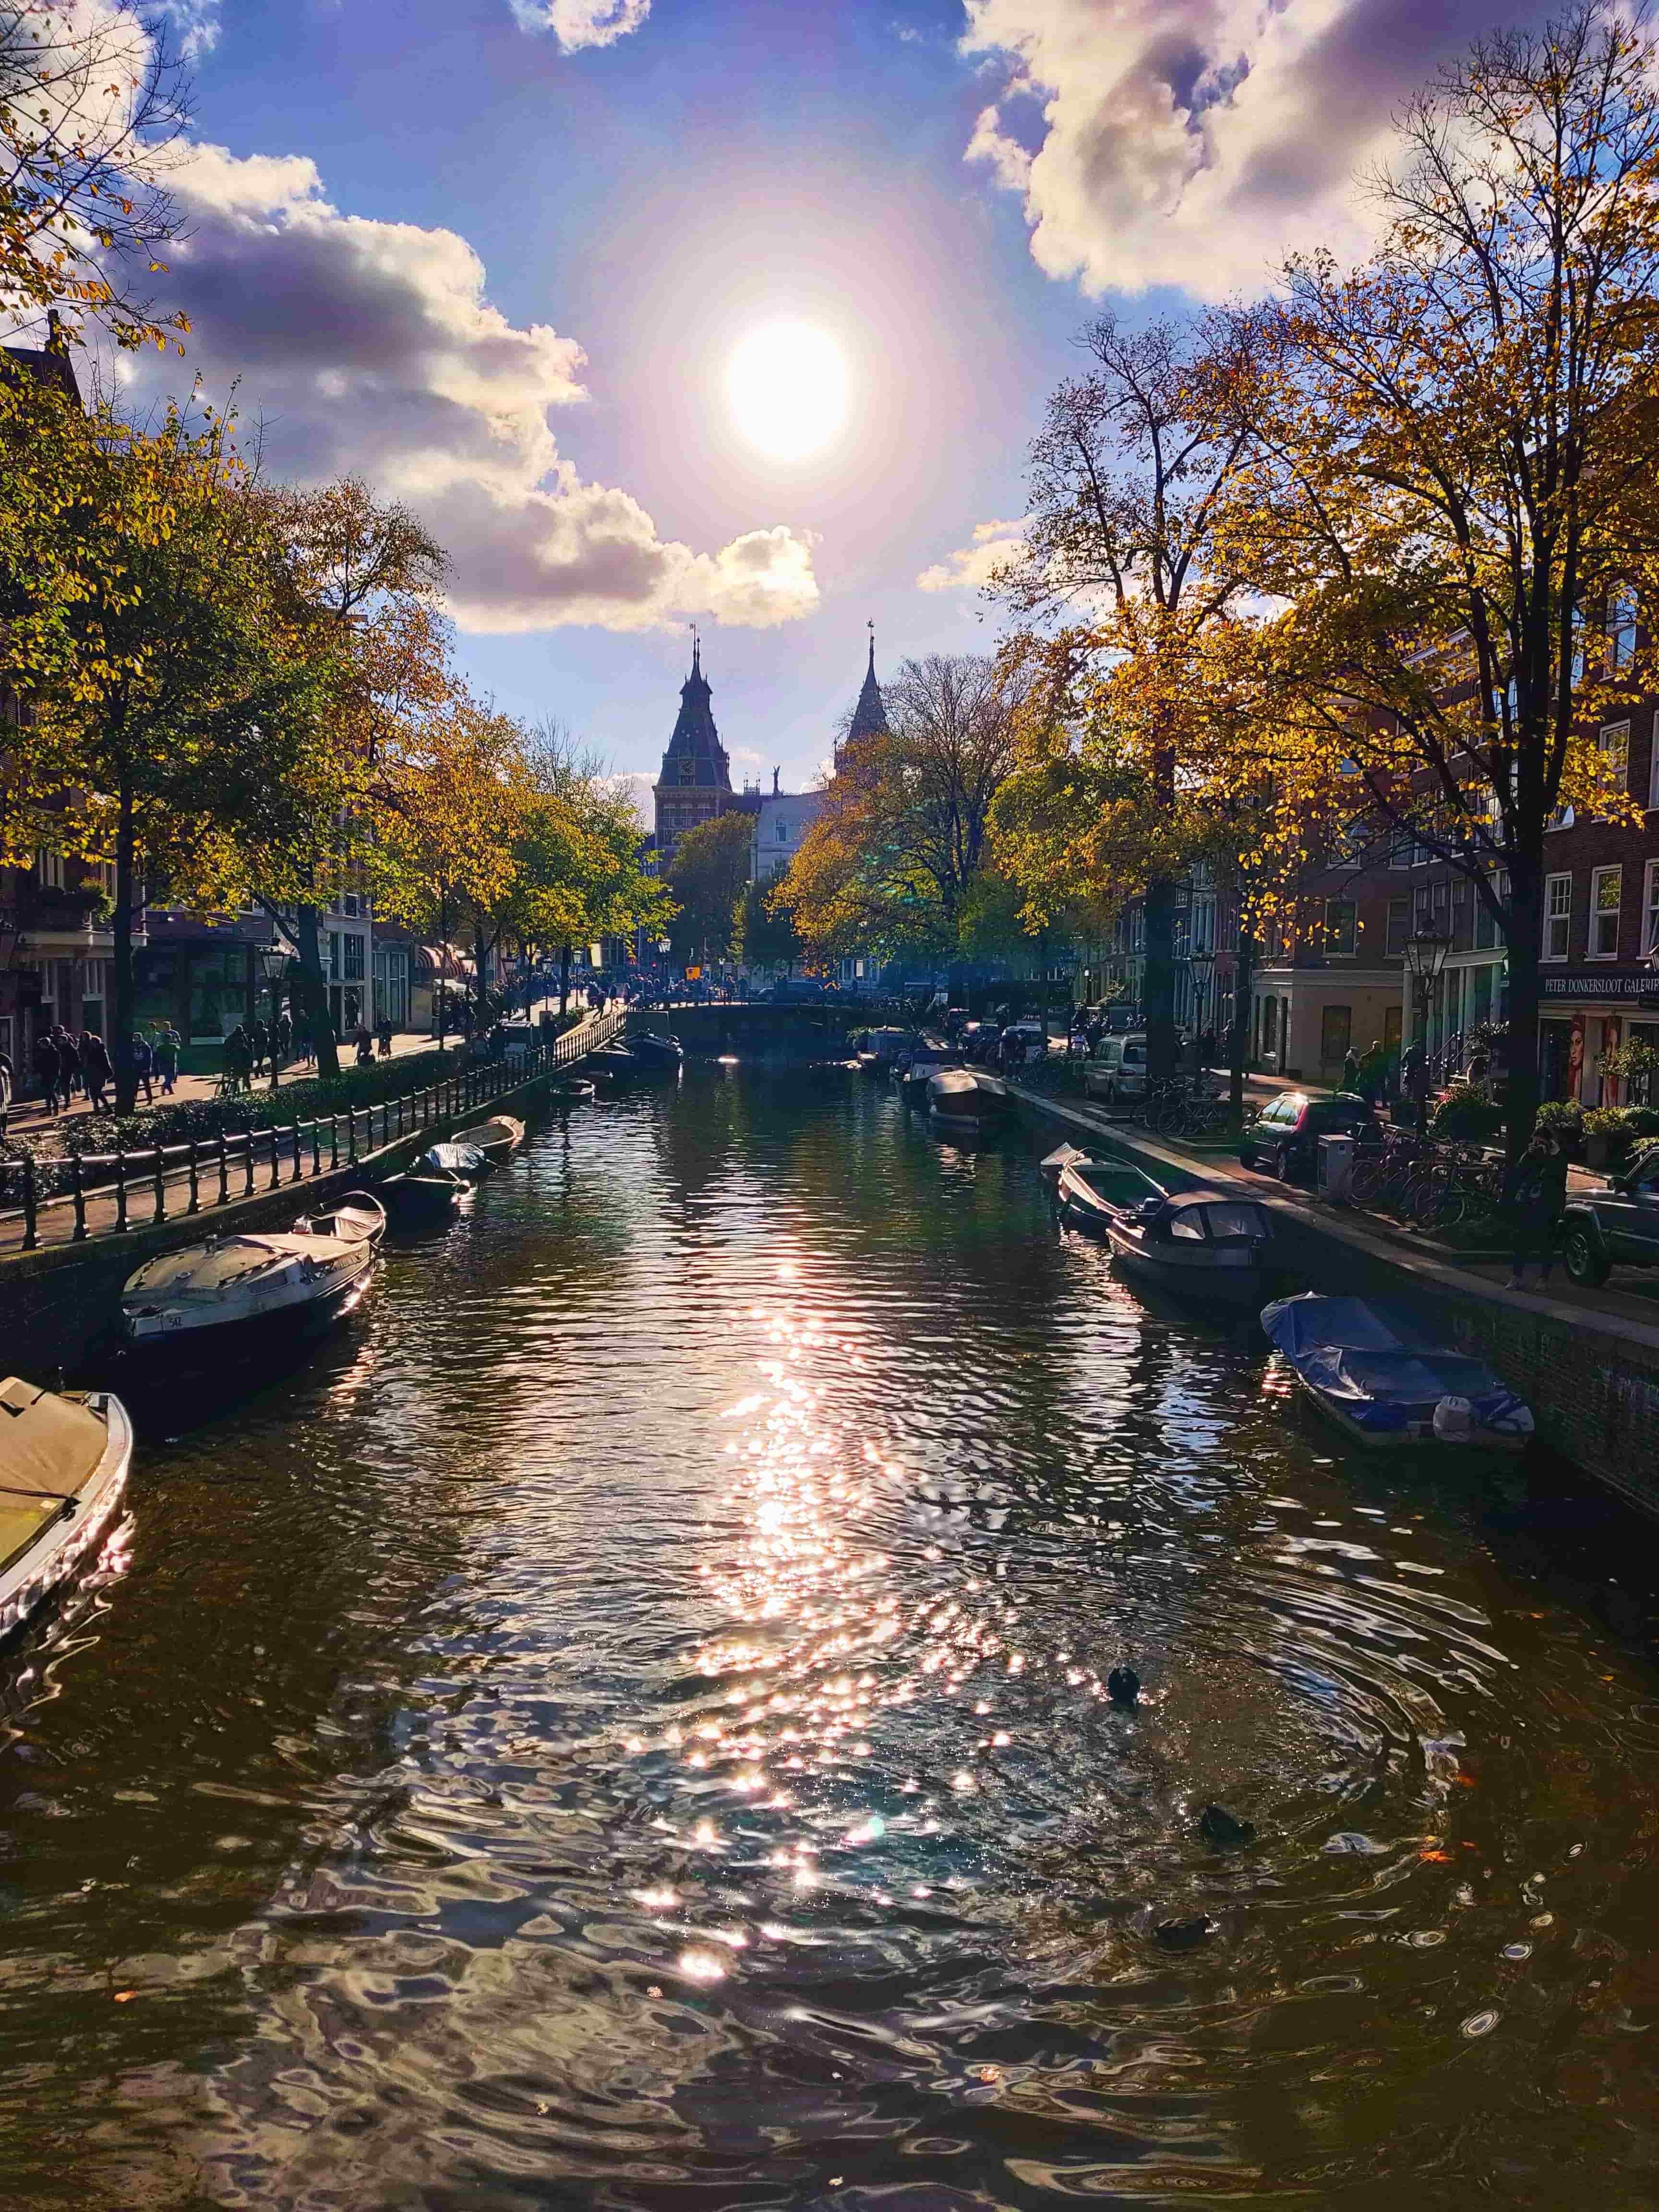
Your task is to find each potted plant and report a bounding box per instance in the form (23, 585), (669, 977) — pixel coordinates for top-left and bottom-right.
(1582, 1106), (1630, 1171)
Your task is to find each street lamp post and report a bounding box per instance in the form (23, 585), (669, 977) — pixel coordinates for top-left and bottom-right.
(1189, 947), (1217, 1069)
(1401, 927), (1453, 1051)
(258, 938), (293, 1089)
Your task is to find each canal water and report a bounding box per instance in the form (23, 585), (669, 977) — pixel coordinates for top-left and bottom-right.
(6, 1065), (1659, 2211)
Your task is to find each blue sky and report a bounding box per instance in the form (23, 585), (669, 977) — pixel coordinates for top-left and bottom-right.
(126, 0), (1527, 800)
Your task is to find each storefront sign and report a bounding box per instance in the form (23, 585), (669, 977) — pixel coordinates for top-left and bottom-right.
(1539, 967), (1659, 1002)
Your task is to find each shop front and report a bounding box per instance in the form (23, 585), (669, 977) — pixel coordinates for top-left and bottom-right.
(1538, 966), (1659, 1104)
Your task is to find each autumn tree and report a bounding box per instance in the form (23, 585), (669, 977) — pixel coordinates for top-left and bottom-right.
(239, 478), (448, 1073)
(0, 0), (191, 351)
(785, 653), (1029, 964)
(1221, 2), (1659, 1152)
(19, 402), (334, 1109)
(995, 312), (1258, 1087)
(666, 811), (753, 969)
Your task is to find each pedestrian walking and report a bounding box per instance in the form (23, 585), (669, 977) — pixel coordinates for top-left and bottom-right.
(1357, 1038), (1385, 1107)
(0, 1046), (12, 1143)
(1504, 1129), (1568, 1291)
(222, 1023), (252, 1094)
(129, 1032), (155, 1106)
(33, 1031), (60, 1116)
(155, 1024), (180, 1095)
(276, 1010), (293, 1067)
(81, 1031), (112, 1112)
(376, 1015), (393, 1058)
(1341, 1045), (1360, 1093)
(353, 1022), (373, 1067)
(1404, 1044), (1432, 1132)
(250, 1016), (269, 1081)
(54, 1024), (81, 1101)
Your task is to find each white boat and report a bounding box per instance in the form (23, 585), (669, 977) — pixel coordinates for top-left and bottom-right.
(453, 1114), (526, 1167)
(120, 1196), (383, 1358)
(0, 1379), (133, 1637)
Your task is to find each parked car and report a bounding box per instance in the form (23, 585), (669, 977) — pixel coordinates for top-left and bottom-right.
(1084, 1033), (1149, 1109)
(1557, 1146), (1659, 1285)
(1239, 1091), (1381, 1180)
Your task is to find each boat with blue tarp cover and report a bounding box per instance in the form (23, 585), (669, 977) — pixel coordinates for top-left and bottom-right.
(1261, 1294), (1535, 1453)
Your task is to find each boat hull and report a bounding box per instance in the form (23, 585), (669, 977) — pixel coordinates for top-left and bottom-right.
(120, 1260), (375, 1363)
(0, 1392), (133, 1640)
(1104, 1226), (1266, 1308)
(1283, 1370), (1531, 1453)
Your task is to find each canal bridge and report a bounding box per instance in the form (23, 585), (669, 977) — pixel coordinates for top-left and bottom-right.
(625, 1000), (908, 1058)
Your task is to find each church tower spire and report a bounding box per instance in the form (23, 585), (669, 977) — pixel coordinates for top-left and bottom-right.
(846, 619), (888, 745)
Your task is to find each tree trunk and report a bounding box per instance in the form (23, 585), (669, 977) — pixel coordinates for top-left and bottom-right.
(111, 778), (137, 1115)
(559, 941), (571, 1020)
(290, 903), (340, 1079)
(1143, 878), (1178, 1088)
(1503, 855), (1543, 1164)
(1229, 917), (1254, 1125)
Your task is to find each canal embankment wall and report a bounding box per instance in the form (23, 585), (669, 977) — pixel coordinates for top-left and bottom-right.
(0, 1055), (582, 1377)
(1010, 1085), (1659, 1513)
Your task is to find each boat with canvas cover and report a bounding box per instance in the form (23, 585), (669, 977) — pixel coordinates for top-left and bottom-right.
(1262, 1294), (1536, 1453)
(454, 1114), (526, 1166)
(291, 1191), (386, 1247)
(120, 1200), (382, 1357)
(0, 1379), (133, 1638)
(1097, 1186), (1275, 1308)
(926, 1067), (1010, 1136)
(627, 1032), (685, 1070)
(420, 1140), (490, 1180)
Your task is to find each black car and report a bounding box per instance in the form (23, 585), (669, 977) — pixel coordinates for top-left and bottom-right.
(1239, 1090), (1380, 1180)
(1557, 1146), (1659, 1285)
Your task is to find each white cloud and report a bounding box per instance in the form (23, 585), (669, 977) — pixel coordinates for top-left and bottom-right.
(507, 0), (649, 50)
(960, 0), (1550, 299)
(154, 0), (219, 60)
(918, 516), (1027, 594)
(118, 143), (819, 635)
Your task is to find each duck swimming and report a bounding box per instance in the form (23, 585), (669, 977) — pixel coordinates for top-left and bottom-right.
(1106, 1666), (1141, 1708)
(1154, 1914), (1215, 1950)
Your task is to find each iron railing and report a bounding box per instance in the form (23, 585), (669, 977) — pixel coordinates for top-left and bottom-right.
(0, 1009), (625, 1255)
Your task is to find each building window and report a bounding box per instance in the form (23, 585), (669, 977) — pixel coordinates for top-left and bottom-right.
(1645, 860), (1659, 959)
(1598, 721), (1631, 794)
(36, 849), (64, 890)
(1543, 872), (1572, 962)
(1323, 900), (1357, 955)
(344, 933), (365, 982)
(1589, 865), (1622, 959)
(1609, 585), (1639, 672)
(1389, 841), (1410, 870)
(328, 931), (341, 982)
(1386, 895), (1410, 954)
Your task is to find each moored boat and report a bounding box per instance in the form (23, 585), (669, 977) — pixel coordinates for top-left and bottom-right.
(379, 1166), (466, 1224)
(0, 1379), (133, 1638)
(627, 1032), (685, 1069)
(1040, 1141), (1094, 1191)
(551, 1078), (596, 1103)
(291, 1190), (386, 1246)
(926, 1067), (1010, 1136)
(420, 1140), (489, 1180)
(453, 1114), (526, 1167)
(1055, 1155), (1166, 1229)
(856, 1027), (913, 1075)
(1092, 1184), (1275, 1307)
(1262, 1294), (1536, 1452)
(899, 1045), (959, 1105)
(120, 1201), (383, 1357)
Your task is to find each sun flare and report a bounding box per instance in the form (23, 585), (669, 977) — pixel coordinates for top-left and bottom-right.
(726, 322), (849, 463)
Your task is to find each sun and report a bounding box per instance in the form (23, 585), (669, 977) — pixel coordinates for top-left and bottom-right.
(726, 322), (849, 463)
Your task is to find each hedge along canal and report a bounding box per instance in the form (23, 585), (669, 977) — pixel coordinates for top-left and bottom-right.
(1008, 1083), (1659, 1513)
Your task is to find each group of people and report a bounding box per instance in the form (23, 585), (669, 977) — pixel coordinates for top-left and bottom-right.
(28, 1022), (183, 1116)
